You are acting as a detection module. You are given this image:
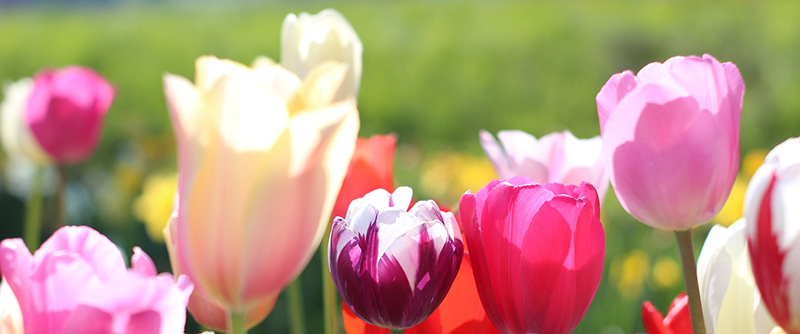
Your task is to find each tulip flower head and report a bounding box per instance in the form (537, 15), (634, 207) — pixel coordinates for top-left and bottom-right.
(164, 56), (359, 313)
(0, 225), (193, 334)
(282, 8), (362, 101)
(0, 66), (115, 165)
(596, 54), (743, 230)
(744, 137), (800, 334)
(697, 219), (776, 334)
(329, 187), (464, 329)
(480, 129), (608, 201)
(459, 176), (605, 334)
(642, 293), (692, 334)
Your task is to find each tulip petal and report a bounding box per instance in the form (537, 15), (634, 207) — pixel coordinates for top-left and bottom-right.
(596, 70), (637, 133)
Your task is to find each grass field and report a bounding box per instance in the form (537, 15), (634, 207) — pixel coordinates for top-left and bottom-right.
(1, 1), (799, 333)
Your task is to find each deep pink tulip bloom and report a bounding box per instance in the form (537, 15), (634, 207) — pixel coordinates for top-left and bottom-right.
(596, 54), (743, 230)
(459, 176), (605, 334)
(23, 66), (114, 163)
(744, 137), (800, 334)
(329, 187), (464, 329)
(0, 226), (193, 334)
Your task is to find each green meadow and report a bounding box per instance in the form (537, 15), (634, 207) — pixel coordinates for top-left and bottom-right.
(1, 1), (799, 333)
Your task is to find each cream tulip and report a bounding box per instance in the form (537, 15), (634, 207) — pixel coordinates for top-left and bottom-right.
(697, 219), (776, 334)
(164, 56), (359, 314)
(281, 9), (362, 101)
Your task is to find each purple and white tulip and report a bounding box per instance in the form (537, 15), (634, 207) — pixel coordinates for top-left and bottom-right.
(328, 187), (464, 329)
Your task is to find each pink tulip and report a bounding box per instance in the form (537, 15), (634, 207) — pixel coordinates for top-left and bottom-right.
(0, 225), (193, 334)
(744, 137), (800, 334)
(459, 176), (605, 334)
(0, 66), (115, 164)
(596, 54), (743, 230)
(480, 129), (608, 201)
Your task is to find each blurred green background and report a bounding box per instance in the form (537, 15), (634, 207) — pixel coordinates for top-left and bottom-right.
(0, 0), (796, 333)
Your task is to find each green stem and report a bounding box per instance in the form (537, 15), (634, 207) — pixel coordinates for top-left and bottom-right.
(23, 166), (44, 251)
(53, 165), (68, 228)
(675, 229), (706, 334)
(226, 310), (247, 334)
(390, 329), (404, 334)
(287, 278), (307, 334)
(320, 222), (338, 334)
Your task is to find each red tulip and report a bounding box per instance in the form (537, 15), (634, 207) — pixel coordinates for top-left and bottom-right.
(642, 293), (693, 334)
(332, 134), (396, 220)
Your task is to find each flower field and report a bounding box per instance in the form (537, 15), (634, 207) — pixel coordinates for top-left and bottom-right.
(1, 1), (800, 333)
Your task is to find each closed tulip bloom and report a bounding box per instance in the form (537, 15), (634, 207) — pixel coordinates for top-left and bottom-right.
(282, 8), (362, 101)
(0, 66), (115, 164)
(596, 54), (743, 230)
(744, 137), (800, 334)
(642, 293), (692, 334)
(697, 219), (776, 334)
(459, 176), (605, 334)
(164, 56), (359, 312)
(329, 187), (464, 329)
(480, 129), (608, 201)
(0, 226), (193, 334)
(332, 134), (396, 220)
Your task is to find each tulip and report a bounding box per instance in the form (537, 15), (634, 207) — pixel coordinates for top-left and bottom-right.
(459, 176), (605, 334)
(0, 225), (193, 334)
(0, 280), (23, 334)
(332, 134), (397, 220)
(329, 187), (464, 329)
(642, 293), (692, 334)
(0, 66), (115, 165)
(164, 55), (359, 320)
(596, 54), (742, 230)
(342, 252), (500, 334)
(479, 129), (608, 201)
(697, 219), (776, 334)
(282, 8), (362, 101)
(744, 137), (800, 334)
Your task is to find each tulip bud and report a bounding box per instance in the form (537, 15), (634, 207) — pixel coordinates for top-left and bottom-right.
(459, 176), (605, 334)
(596, 54), (743, 230)
(281, 8), (362, 101)
(329, 187), (464, 329)
(744, 137), (800, 334)
(0, 66), (115, 165)
(480, 129), (608, 201)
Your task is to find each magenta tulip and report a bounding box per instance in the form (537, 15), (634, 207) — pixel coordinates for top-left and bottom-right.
(596, 54), (743, 230)
(0, 66), (115, 164)
(459, 176), (605, 334)
(329, 187), (464, 329)
(744, 137), (800, 334)
(0, 226), (193, 334)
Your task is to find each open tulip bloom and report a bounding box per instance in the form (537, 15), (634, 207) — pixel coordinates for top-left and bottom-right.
(0, 225), (193, 334)
(459, 176), (605, 334)
(329, 187), (464, 330)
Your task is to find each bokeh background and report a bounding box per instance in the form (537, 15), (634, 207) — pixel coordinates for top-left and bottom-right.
(0, 1), (796, 333)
